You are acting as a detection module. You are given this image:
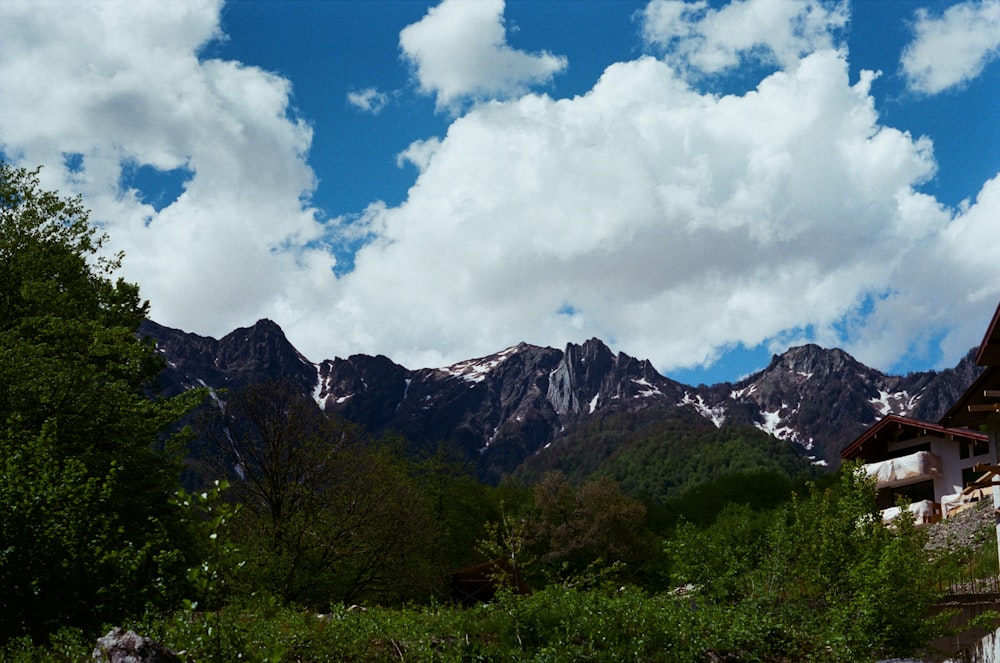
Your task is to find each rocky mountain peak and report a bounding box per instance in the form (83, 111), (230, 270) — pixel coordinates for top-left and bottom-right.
(141, 320), (981, 481)
(545, 339), (684, 417)
(764, 344), (871, 381)
(214, 319), (315, 390)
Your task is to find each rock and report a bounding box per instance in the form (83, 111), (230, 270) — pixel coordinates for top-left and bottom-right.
(92, 627), (182, 663)
(925, 498), (995, 553)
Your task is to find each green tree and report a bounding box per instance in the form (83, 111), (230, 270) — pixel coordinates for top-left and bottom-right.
(668, 466), (944, 660)
(412, 443), (505, 575)
(0, 163), (203, 642)
(527, 472), (652, 584)
(203, 379), (437, 607)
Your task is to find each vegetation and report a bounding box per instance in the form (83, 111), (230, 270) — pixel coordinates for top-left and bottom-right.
(0, 163), (961, 661)
(195, 380), (442, 607)
(0, 163), (204, 641)
(514, 405), (820, 501)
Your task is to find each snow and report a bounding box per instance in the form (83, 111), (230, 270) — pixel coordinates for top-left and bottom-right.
(198, 379), (225, 410)
(870, 390), (892, 415)
(441, 345), (519, 383)
(589, 393), (599, 414)
(311, 365), (326, 409)
(680, 392), (726, 428)
(755, 405), (813, 449)
(757, 408), (783, 436)
(632, 377), (663, 398)
(869, 388), (921, 416)
(730, 383), (758, 399)
(396, 378), (411, 412)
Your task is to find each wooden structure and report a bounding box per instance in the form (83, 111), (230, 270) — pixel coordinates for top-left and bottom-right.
(449, 560), (530, 605)
(940, 302), (1000, 569)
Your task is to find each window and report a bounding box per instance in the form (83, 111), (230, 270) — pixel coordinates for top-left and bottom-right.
(877, 480), (935, 510)
(960, 438), (990, 459)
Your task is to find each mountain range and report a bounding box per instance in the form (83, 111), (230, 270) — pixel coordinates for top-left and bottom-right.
(140, 319), (982, 487)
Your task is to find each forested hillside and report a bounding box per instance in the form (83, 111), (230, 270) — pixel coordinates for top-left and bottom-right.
(513, 405), (820, 500)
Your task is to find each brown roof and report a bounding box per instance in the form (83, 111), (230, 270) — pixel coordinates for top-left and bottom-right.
(842, 413), (987, 462)
(976, 302), (1000, 366)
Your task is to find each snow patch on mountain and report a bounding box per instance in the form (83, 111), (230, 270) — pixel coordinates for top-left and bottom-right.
(731, 383), (758, 399)
(632, 377), (663, 398)
(756, 406), (813, 449)
(681, 392), (726, 427)
(441, 345), (520, 383)
(312, 365), (326, 409)
(396, 378), (412, 412)
(869, 389), (922, 416)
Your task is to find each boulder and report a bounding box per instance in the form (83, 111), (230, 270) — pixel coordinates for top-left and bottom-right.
(92, 627), (182, 663)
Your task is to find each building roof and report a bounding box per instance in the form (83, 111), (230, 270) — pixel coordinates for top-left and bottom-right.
(937, 301), (1000, 429)
(841, 413), (987, 462)
(977, 302), (1000, 367)
(939, 365), (1000, 429)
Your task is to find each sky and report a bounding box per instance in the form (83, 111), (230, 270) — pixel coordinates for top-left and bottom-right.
(1, 0), (999, 386)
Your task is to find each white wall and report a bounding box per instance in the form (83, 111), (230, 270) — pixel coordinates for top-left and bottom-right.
(884, 433), (994, 505)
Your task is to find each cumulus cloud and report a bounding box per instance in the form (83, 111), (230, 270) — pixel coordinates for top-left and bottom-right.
(0, 0), (334, 336)
(1, 0), (998, 380)
(347, 87), (389, 114)
(399, 0), (567, 111)
(836, 175), (1000, 368)
(901, 0), (1000, 94)
(325, 50), (989, 373)
(640, 0), (849, 75)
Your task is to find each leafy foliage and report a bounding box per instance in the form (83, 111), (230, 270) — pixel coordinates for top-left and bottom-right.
(522, 472), (656, 585)
(668, 467), (945, 660)
(515, 405), (818, 501)
(0, 163), (203, 642)
(198, 379), (441, 607)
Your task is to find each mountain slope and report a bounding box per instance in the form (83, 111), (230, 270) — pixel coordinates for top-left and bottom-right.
(140, 319), (982, 483)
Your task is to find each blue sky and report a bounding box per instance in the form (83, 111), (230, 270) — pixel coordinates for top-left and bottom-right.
(1, 0), (999, 385)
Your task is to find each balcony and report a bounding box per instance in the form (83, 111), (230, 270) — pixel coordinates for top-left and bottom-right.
(942, 484), (994, 518)
(880, 499), (941, 526)
(862, 450), (941, 489)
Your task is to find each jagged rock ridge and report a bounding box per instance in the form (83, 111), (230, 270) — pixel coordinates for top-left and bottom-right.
(140, 320), (982, 478)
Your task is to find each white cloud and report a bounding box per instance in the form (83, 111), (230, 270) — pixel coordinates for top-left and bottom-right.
(640, 0), (849, 75)
(1, 0), (998, 382)
(836, 175), (1000, 369)
(319, 49), (988, 374)
(901, 0), (1000, 94)
(0, 0), (334, 337)
(399, 0), (567, 111)
(347, 87), (389, 114)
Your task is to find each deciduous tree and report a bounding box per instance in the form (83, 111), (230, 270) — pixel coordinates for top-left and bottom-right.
(0, 163), (203, 642)
(203, 379), (437, 607)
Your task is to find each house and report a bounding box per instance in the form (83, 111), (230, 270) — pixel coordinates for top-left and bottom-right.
(842, 301), (1000, 525)
(938, 301), (1000, 515)
(841, 414), (992, 524)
